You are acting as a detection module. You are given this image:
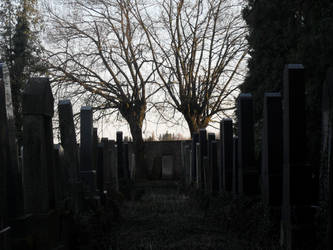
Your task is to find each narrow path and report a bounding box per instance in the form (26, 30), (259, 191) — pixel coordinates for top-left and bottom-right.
(110, 182), (246, 250)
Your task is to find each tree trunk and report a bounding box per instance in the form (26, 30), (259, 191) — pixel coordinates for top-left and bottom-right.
(129, 122), (147, 180)
(184, 113), (210, 138)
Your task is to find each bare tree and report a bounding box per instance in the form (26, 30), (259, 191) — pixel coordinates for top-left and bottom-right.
(136, 0), (248, 135)
(43, 0), (158, 177)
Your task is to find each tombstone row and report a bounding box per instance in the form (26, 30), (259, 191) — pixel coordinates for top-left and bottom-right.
(182, 64), (325, 250)
(0, 62), (132, 250)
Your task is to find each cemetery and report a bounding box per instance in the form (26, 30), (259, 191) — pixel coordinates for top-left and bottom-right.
(0, 61), (332, 249)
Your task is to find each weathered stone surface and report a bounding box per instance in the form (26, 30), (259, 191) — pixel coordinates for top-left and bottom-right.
(53, 144), (67, 208)
(232, 137), (238, 197)
(22, 78), (54, 117)
(237, 93), (258, 195)
(22, 77), (55, 214)
(58, 100), (79, 183)
(281, 64), (315, 249)
(196, 143), (201, 189)
(80, 106), (96, 192)
(97, 142), (104, 203)
(116, 131), (124, 179)
(112, 145), (119, 191)
(262, 93), (283, 206)
(92, 128), (98, 171)
(162, 155), (174, 180)
(207, 133), (216, 193)
(221, 119), (233, 192)
(211, 141), (219, 195)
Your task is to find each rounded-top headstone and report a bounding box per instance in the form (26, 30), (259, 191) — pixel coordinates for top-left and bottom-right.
(22, 77), (54, 117)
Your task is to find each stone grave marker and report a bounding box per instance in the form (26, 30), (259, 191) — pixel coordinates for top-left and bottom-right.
(22, 77), (55, 214)
(207, 133), (216, 193)
(232, 136), (238, 198)
(152, 156), (162, 180)
(162, 155), (174, 180)
(262, 93), (283, 207)
(199, 129), (207, 189)
(196, 143), (201, 189)
(237, 93), (258, 195)
(80, 106), (96, 193)
(222, 119), (233, 192)
(281, 64), (314, 249)
(211, 141), (219, 195)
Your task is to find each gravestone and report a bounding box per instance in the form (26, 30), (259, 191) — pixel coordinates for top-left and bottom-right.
(207, 133), (216, 193)
(191, 133), (199, 182)
(53, 144), (66, 209)
(92, 128), (98, 171)
(162, 155), (174, 180)
(58, 99), (80, 210)
(130, 153), (136, 180)
(222, 119), (233, 192)
(22, 77), (55, 214)
(1, 63), (24, 219)
(97, 142), (104, 204)
(202, 156), (209, 193)
(116, 131), (124, 179)
(123, 142), (130, 181)
(199, 129), (207, 189)
(101, 138), (111, 194)
(196, 143), (202, 189)
(322, 68), (333, 250)
(112, 145), (119, 191)
(232, 137), (239, 197)
(280, 64), (314, 249)
(211, 141), (219, 195)
(80, 106), (96, 193)
(262, 93), (283, 206)
(0, 64), (9, 250)
(237, 93), (258, 195)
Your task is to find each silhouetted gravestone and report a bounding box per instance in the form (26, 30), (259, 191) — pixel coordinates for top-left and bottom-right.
(222, 119), (233, 192)
(184, 145), (191, 186)
(53, 144), (66, 208)
(202, 156), (209, 193)
(92, 128), (98, 171)
(323, 68), (333, 250)
(281, 64), (314, 250)
(262, 93), (283, 206)
(211, 141), (219, 195)
(1, 63), (23, 219)
(196, 143), (202, 189)
(58, 99), (80, 211)
(232, 137), (238, 198)
(80, 106), (96, 193)
(123, 142), (130, 181)
(162, 155), (174, 179)
(152, 156), (162, 180)
(101, 138), (111, 193)
(116, 132), (124, 179)
(199, 129), (207, 189)
(237, 93), (258, 195)
(112, 145), (119, 191)
(22, 77), (55, 214)
(0, 64), (10, 250)
(191, 133), (199, 182)
(207, 133), (216, 193)
(97, 142), (104, 204)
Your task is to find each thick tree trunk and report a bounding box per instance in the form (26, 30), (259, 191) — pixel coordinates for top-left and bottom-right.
(184, 113), (210, 138)
(129, 122), (146, 180)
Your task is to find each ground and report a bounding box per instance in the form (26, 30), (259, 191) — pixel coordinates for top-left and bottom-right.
(106, 181), (281, 250)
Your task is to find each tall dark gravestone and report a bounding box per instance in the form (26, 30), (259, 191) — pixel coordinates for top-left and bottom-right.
(0, 63), (10, 250)
(92, 127), (98, 171)
(58, 100), (81, 211)
(22, 77), (55, 214)
(281, 64), (314, 249)
(1, 63), (24, 219)
(116, 132), (124, 179)
(232, 137), (239, 197)
(211, 141), (219, 195)
(207, 133), (216, 192)
(196, 143), (202, 189)
(97, 142), (105, 204)
(262, 93), (283, 206)
(237, 93), (258, 195)
(80, 106), (96, 193)
(191, 133), (199, 183)
(222, 119), (233, 192)
(199, 129), (207, 189)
